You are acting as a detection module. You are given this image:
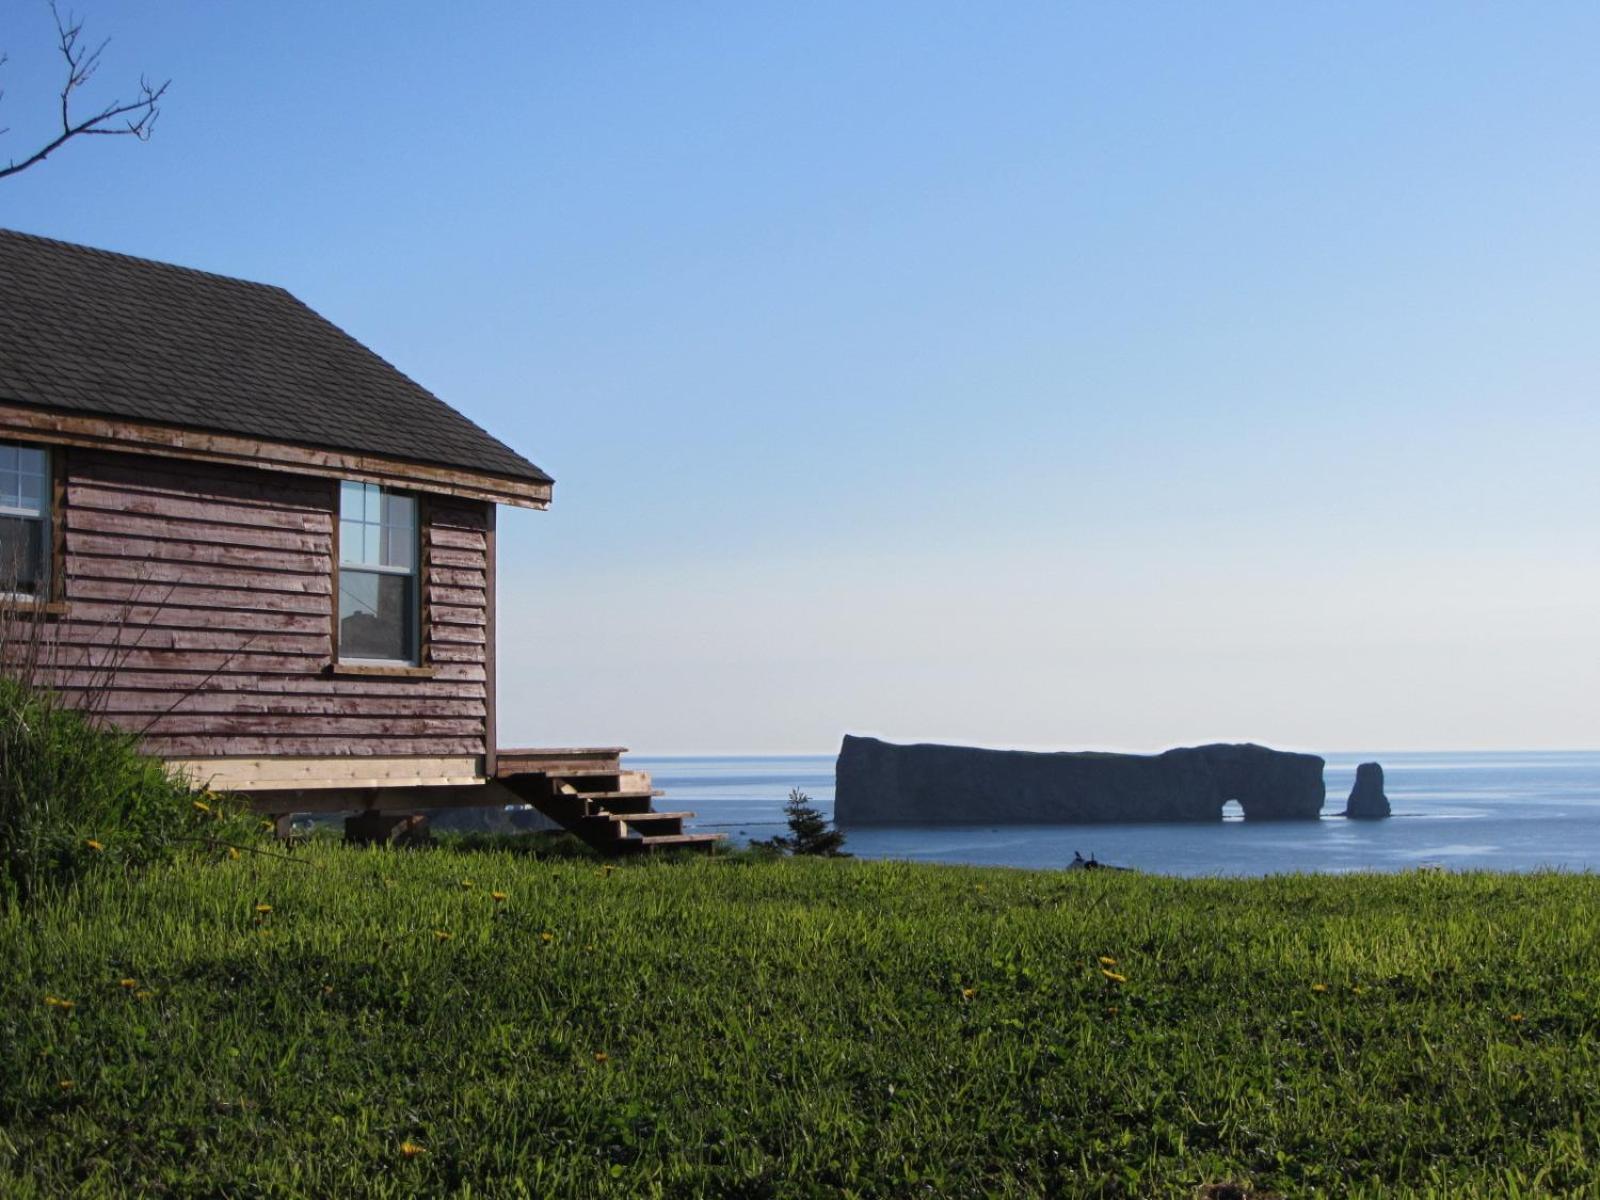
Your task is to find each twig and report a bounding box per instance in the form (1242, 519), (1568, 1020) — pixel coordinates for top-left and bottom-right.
(0, 3), (169, 182)
(177, 834), (317, 867)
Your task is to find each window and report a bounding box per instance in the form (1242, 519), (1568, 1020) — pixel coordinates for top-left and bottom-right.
(0, 443), (50, 597)
(338, 481), (418, 663)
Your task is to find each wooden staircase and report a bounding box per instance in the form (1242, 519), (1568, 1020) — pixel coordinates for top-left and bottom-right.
(495, 747), (725, 856)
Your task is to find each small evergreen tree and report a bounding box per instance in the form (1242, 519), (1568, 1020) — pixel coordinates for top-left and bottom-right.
(755, 788), (848, 857)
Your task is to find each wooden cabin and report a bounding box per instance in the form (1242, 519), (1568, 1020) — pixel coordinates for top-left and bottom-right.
(0, 228), (719, 852)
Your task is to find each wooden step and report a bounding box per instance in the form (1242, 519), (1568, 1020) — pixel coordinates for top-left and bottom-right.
(636, 834), (727, 852)
(582, 792), (661, 815)
(583, 812), (693, 839)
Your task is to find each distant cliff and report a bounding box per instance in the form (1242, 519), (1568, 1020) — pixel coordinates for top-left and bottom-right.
(834, 736), (1326, 825)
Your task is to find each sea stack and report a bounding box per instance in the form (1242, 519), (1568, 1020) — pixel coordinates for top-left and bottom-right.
(1343, 761), (1391, 819)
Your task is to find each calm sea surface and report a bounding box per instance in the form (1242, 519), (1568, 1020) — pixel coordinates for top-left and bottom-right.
(631, 751), (1600, 876)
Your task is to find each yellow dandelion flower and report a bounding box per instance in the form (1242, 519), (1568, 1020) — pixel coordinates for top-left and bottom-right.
(1509, 1013), (1524, 1023)
(593, 1051), (609, 1063)
(118, 978), (137, 989)
(254, 903), (272, 915)
(1100, 969), (1127, 984)
(434, 930), (452, 941)
(192, 800), (211, 814)
(491, 890), (507, 903)
(1098, 955), (1118, 967)
(84, 838), (104, 852)
(399, 1140), (426, 1159)
(58, 1079), (73, 1090)
(459, 879), (474, 890)
(227, 846), (241, 860)
(540, 931), (554, 943)
(44, 996), (74, 1011)
(960, 987), (977, 1000)
(133, 990), (152, 1001)
(1311, 983), (1328, 993)
(1105, 1005), (1120, 1015)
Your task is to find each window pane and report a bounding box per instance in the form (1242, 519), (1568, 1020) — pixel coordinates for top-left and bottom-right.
(339, 520), (362, 564)
(339, 569), (415, 661)
(17, 471), (43, 514)
(340, 481), (366, 522)
(381, 492), (415, 529)
(383, 526), (415, 571)
(0, 445), (16, 474)
(365, 483), (381, 522)
(0, 515), (46, 594)
(363, 525), (382, 565)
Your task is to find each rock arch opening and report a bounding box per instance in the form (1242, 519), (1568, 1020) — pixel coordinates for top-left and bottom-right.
(1220, 799), (1245, 821)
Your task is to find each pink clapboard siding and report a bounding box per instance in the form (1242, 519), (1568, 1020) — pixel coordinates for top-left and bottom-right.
(21, 446), (490, 761)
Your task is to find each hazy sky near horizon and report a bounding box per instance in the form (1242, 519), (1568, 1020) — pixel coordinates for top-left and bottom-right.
(3, 2), (1595, 753)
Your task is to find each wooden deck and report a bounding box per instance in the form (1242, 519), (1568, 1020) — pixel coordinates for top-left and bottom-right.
(248, 746), (725, 855)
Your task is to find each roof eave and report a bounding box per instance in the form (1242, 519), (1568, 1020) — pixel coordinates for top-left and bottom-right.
(0, 401), (553, 510)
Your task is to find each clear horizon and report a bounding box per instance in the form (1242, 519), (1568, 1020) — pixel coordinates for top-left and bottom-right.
(3, 2), (1595, 754)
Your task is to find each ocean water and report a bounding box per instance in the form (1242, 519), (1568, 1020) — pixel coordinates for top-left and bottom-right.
(631, 751), (1600, 876)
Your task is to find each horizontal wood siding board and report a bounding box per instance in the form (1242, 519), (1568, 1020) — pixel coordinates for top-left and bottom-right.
(120, 714), (484, 737)
(427, 527), (487, 551)
(427, 503), (491, 532)
(69, 464), (332, 511)
(430, 624), (487, 645)
(70, 691), (486, 717)
(65, 555), (333, 594)
(66, 508), (328, 552)
(429, 605), (487, 627)
(63, 601), (330, 633)
(67, 532), (331, 574)
(46, 672), (486, 696)
(65, 577), (331, 613)
(425, 547), (487, 569)
(21, 448), (493, 764)
(430, 569), (487, 588)
(49, 625), (328, 654)
(68, 484), (334, 532)
(422, 649), (483, 668)
(427, 586), (486, 606)
(142, 736), (488, 756)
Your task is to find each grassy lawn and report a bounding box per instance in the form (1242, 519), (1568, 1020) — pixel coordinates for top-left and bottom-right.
(2, 849), (1597, 1198)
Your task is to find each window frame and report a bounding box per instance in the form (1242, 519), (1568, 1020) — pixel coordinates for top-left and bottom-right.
(0, 440), (64, 610)
(332, 480), (426, 669)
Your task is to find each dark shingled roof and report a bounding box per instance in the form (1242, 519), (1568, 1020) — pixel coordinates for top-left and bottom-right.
(0, 228), (551, 485)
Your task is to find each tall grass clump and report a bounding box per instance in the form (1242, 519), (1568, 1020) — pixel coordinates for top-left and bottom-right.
(0, 597), (258, 909)
(0, 674), (205, 907)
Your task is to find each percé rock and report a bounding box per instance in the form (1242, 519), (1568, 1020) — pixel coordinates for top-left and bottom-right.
(833, 735), (1326, 825)
(1342, 761), (1391, 819)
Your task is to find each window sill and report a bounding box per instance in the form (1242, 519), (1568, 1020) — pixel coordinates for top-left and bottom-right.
(0, 599), (67, 616)
(328, 661), (437, 679)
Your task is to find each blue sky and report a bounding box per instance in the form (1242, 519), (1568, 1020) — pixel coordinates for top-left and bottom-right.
(3, 2), (1595, 752)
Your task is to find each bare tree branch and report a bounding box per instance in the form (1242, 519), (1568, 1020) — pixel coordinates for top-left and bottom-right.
(0, 3), (169, 182)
